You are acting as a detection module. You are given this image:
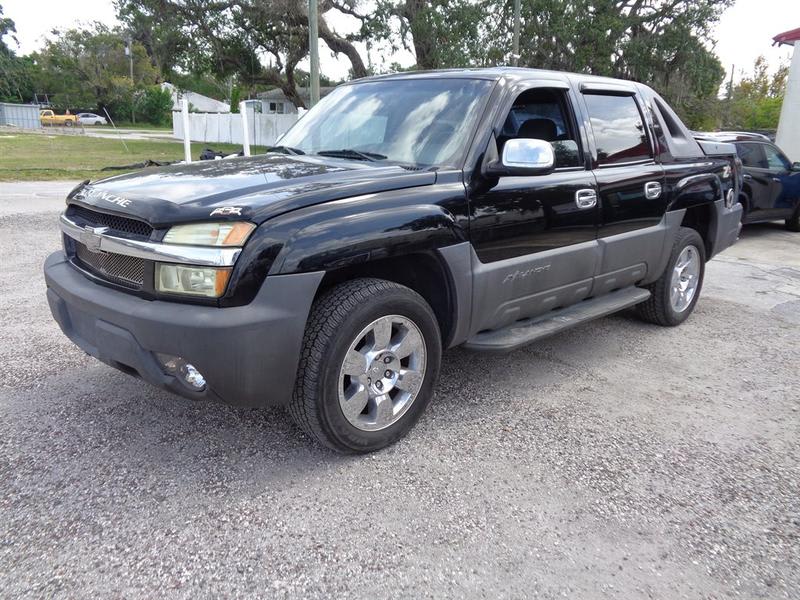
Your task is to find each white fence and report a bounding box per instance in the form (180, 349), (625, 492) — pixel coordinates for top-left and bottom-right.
(172, 111), (297, 147)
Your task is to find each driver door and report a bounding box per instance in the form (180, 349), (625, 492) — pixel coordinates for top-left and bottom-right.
(468, 82), (599, 332)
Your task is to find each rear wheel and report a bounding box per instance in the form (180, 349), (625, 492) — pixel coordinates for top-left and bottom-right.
(786, 205), (800, 232)
(636, 227), (706, 326)
(64, 120), (73, 127)
(289, 278), (442, 453)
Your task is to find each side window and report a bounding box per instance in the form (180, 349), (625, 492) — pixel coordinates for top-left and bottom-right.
(764, 145), (789, 171)
(737, 143), (767, 169)
(583, 94), (651, 165)
(498, 88), (582, 168)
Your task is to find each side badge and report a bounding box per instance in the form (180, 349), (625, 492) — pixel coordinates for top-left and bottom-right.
(210, 207), (243, 217)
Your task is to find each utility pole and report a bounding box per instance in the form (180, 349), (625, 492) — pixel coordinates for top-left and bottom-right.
(126, 37), (135, 124)
(512, 0), (520, 66)
(308, 0), (320, 107)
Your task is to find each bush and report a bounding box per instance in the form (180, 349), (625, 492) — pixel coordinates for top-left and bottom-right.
(137, 86), (173, 126)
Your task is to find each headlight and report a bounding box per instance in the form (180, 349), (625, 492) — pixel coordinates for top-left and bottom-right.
(163, 222), (255, 246)
(155, 264), (232, 297)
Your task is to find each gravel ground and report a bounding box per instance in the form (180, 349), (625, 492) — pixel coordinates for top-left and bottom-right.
(1, 182), (798, 599)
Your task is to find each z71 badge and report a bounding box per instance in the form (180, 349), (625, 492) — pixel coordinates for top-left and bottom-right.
(210, 207), (243, 216)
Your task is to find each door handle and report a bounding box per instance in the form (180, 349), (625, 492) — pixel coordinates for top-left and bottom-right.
(644, 181), (662, 200)
(575, 189), (597, 209)
(743, 174), (753, 181)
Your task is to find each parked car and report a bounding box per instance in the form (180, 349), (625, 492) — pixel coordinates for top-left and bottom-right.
(39, 109), (78, 127)
(694, 132), (800, 231)
(44, 68), (742, 453)
(77, 113), (108, 126)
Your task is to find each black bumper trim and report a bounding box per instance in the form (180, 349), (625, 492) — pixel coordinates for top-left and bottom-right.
(44, 252), (323, 407)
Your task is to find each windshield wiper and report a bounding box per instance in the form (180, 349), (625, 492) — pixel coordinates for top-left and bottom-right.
(266, 145), (305, 155)
(316, 149), (387, 162)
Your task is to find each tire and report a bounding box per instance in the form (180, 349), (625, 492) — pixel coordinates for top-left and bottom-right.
(95, 121), (102, 126)
(289, 278), (442, 453)
(64, 120), (73, 127)
(786, 205), (800, 232)
(636, 227), (706, 327)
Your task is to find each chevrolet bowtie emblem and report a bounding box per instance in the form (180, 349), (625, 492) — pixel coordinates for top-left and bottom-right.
(80, 225), (109, 253)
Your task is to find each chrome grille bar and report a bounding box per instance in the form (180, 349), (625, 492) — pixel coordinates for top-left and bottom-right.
(60, 214), (242, 267)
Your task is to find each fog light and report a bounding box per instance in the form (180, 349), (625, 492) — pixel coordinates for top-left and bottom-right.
(155, 353), (207, 391)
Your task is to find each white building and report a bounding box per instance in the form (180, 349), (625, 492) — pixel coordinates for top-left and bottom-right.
(775, 28), (800, 161)
(161, 82), (230, 114)
(256, 86), (336, 114)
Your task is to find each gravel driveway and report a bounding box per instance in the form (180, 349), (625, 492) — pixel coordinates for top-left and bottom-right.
(1, 182), (798, 598)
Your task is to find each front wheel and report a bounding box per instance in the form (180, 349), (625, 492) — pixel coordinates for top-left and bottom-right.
(289, 278), (442, 453)
(64, 120), (73, 127)
(636, 227), (706, 326)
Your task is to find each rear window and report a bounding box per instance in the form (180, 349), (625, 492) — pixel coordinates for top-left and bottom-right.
(584, 94), (651, 165)
(736, 143), (767, 169)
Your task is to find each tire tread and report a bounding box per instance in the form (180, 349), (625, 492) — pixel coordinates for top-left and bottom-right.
(288, 278), (429, 452)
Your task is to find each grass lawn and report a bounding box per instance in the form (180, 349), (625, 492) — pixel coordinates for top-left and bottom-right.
(0, 133), (265, 181)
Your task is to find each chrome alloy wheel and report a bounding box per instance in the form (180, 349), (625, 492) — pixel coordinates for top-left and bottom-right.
(338, 314), (427, 432)
(670, 245), (701, 313)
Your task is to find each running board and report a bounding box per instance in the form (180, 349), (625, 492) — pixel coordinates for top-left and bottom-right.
(464, 287), (651, 353)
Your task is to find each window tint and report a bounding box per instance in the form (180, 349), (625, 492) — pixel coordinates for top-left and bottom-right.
(584, 94), (651, 165)
(499, 88), (581, 168)
(764, 145), (789, 171)
(737, 143), (767, 169)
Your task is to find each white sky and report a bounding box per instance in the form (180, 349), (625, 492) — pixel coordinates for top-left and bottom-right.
(3, 0), (798, 84)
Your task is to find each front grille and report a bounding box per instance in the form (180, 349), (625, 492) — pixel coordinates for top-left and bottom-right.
(67, 204), (153, 238)
(74, 241), (146, 288)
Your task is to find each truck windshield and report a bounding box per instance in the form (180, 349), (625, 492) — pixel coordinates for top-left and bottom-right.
(277, 78), (493, 168)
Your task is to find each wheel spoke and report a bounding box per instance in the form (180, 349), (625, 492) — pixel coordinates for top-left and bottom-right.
(341, 384), (369, 421)
(373, 394), (394, 427)
(392, 326), (423, 360)
(395, 369), (423, 395)
(370, 319), (393, 351)
(342, 349), (368, 377)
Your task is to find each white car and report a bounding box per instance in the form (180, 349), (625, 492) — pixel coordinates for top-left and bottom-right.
(76, 113), (108, 126)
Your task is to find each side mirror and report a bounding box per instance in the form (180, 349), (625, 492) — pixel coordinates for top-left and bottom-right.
(484, 138), (555, 176)
(792, 162), (800, 172)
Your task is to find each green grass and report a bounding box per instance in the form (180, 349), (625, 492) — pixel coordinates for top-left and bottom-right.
(0, 133), (265, 181)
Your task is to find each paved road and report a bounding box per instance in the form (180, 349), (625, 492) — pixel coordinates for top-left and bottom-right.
(1, 182), (798, 598)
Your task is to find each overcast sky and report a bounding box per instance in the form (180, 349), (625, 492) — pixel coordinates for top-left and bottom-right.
(3, 0), (798, 84)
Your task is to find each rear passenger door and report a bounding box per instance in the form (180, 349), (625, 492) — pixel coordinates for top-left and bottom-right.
(577, 87), (666, 294)
(737, 142), (774, 219)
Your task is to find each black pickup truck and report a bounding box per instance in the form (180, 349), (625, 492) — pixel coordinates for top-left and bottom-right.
(44, 68), (742, 453)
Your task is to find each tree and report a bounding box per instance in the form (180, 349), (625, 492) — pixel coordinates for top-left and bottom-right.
(480, 0), (731, 128)
(725, 56), (788, 131)
(116, 0), (370, 108)
(33, 23), (159, 116)
(0, 4), (36, 102)
(362, 0), (488, 70)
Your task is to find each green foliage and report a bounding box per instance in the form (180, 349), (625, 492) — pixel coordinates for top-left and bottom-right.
(136, 85), (173, 125)
(0, 5), (36, 102)
(229, 86), (241, 113)
(725, 56), (787, 130)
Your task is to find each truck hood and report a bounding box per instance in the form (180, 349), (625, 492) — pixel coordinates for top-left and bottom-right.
(69, 154), (437, 226)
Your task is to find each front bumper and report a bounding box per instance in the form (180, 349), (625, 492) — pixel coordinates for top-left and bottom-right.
(44, 252), (323, 407)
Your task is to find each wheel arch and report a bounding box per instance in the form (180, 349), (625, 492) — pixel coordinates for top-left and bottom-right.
(680, 203), (713, 259)
(314, 247), (469, 349)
